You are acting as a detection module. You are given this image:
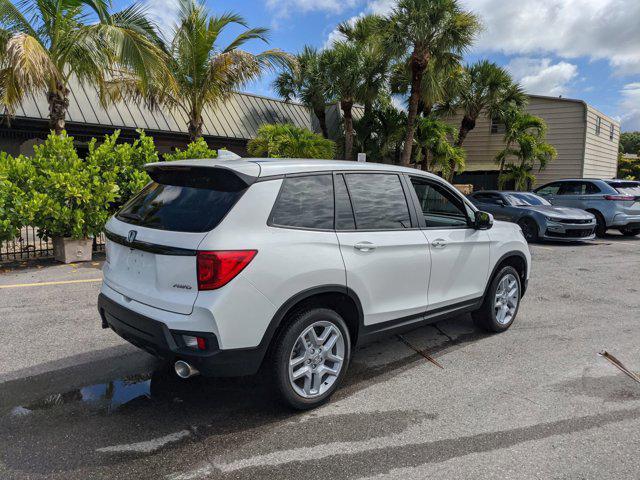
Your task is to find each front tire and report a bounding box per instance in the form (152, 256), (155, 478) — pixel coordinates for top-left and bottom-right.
(518, 217), (539, 242)
(619, 226), (640, 237)
(272, 308), (351, 410)
(472, 266), (522, 333)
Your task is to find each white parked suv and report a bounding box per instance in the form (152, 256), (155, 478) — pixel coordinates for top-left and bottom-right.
(98, 159), (531, 409)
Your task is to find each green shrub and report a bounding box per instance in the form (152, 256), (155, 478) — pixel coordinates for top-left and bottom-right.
(248, 123), (335, 159)
(0, 152), (31, 242)
(163, 138), (218, 161)
(87, 129), (157, 208)
(23, 132), (119, 240)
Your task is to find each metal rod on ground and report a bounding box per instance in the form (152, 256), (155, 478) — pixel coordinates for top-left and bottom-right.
(396, 334), (444, 369)
(598, 351), (640, 384)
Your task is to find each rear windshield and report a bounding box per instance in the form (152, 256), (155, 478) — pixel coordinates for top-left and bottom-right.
(116, 167), (247, 232)
(607, 182), (640, 195)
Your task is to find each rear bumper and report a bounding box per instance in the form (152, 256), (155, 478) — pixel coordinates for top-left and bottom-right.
(610, 214), (640, 228)
(98, 294), (265, 377)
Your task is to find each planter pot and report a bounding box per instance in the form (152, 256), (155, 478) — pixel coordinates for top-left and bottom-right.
(52, 237), (93, 263)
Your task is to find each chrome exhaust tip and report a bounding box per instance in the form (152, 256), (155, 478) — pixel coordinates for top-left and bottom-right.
(174, 360), (199, 379)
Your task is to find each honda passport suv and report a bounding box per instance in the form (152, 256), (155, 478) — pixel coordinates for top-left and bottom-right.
(98, 159), (531, 409)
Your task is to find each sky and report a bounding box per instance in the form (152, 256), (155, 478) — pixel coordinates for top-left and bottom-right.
(117, 0), (640, 132)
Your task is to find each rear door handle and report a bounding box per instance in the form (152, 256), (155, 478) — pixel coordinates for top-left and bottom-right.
(354, 242), (376, 252)
(432, 239), (447, 249)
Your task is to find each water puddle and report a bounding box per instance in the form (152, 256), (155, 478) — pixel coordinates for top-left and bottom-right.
(8, 373), (152, 417)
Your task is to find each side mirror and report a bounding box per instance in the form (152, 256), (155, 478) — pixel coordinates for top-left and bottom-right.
(474, 211), (494, 230)
(496, 199), (506, 207)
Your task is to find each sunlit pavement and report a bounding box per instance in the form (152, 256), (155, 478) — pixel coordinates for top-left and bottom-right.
(1, 234), (639, 479)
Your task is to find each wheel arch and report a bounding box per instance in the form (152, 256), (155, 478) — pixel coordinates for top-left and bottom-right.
(259, 285), (363, 358)
(484, 251), (529, 299)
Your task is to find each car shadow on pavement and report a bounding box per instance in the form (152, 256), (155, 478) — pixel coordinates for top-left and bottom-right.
(0, 314), (486, 478)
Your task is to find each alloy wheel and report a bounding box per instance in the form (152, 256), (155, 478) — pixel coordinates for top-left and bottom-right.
(494, 273), (519, 325)
(288, 321), (345, 399)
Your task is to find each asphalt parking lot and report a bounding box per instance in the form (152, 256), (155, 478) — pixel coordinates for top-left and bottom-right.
(1, 234), (639, 480)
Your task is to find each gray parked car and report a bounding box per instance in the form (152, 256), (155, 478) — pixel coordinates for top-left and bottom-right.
(468, 191), (596, 242)
(533, 179), (640, 237)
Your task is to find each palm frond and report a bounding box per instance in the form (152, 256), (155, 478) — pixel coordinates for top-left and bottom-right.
(1, 33), (58, 113)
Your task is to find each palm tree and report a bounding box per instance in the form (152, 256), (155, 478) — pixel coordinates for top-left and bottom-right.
(386, 0), (480, 166)
(354, 101), (406, 163)
(447, 60), (527, 148)
(413, 116), (465, 177)
(390, 51), (463, 117)
(495, 107), (546, 177)
(112, 0), (290, 141)
(0, 0), (168, 134)
(273, 46), (331, 138)
(323, 41), (364, 160)
(496, 111), (557, 191)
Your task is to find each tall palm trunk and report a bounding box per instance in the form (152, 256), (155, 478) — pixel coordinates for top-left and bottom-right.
(455, 115), (476, 148)
(48, 82), (69, 135)
(188, 113), (204, 142)
(401, 51), (428, 166)
(314, 106), (329, 139)
(341, 99), (354, 160)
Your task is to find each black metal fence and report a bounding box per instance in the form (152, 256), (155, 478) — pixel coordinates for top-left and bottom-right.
(0, 227), (105, 262)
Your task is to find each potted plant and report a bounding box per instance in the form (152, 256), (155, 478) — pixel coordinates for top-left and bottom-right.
(26, 133), (119, 263)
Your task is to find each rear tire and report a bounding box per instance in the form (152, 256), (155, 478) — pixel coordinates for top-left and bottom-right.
(517, 217), (539, 242)
(272, 307), (351, 410)
(591, 211), (607, 237)
(619, 226), (640, 237)
(472, 266), (522, 333)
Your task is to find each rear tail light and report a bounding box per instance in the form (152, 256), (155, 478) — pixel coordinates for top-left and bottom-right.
(604, 195), (635, 201)
(196, 250), (257, 290)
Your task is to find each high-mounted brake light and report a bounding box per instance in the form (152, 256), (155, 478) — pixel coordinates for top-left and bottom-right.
(197, 250), (257, 290)
(604, 195), (635, 201)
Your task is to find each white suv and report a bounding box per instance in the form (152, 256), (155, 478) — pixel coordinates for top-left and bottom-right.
(99, 159), (531, 409)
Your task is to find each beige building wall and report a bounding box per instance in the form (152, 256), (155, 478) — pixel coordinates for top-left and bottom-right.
(583, 105), (620, 178)
(526, 97), (586, 186)
(446, 95), (619, 187)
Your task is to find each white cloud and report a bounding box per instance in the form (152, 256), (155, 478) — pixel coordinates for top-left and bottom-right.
(620, 83), (640, 131)
(507, 58), (578, 97)
(143, 0), (180, 40)
(460, 0), (640, 76)
(328, 0), (640, 75)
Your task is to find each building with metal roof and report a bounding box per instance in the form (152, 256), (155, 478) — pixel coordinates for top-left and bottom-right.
(0, 77), (345, 157)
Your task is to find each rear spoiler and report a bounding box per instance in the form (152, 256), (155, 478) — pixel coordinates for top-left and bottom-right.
(145, 164), (257, 191)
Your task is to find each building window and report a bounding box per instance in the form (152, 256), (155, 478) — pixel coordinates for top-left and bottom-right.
(609, 123), (615, 141)
(595, 116), (602, 136)
(490, 117), (505, 134)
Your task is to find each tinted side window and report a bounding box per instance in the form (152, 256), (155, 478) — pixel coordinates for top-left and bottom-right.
(535, 183), (561, 195)
(334, 174), (355, 230)
(411, 179), (468, 228)
(585, 182), (601, 194)
(270, 175), (334, 229)
(345, 174), (411, 230)
(559, 182), (600, 195)
(474, 193), (502, 205)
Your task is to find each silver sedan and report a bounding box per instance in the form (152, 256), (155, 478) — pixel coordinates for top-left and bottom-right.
(468, 191), (596, 242)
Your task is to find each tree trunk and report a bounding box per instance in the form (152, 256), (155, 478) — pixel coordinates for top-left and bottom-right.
(188, 113), (204, 142)
(401, 51), (428, 166)
(314, 107), (329, 139)
(341, 100), (354, 161)
(449, 114), (477, 179)
(455, 115), (476, 148)
(48, 82), (70, 135)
